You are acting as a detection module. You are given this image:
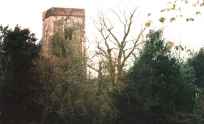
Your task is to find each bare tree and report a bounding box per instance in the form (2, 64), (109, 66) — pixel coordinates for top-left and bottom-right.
(90, 9), (146, 88)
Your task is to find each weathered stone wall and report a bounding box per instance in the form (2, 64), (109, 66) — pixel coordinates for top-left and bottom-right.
(41, 7), (85, 60)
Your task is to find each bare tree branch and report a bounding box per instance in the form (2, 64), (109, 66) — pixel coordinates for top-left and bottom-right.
(93, 9), (146, 86)
(121, 28), (145, 67)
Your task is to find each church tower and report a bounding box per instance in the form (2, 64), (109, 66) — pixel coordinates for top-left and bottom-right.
(42, 7), (85, 62)
(41, 7), (86, 79)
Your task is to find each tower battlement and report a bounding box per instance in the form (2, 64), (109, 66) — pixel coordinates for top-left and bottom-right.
(43, 7), (85, 20)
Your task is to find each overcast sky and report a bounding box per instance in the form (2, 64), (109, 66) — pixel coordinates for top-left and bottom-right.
(0, 0), (204, 50)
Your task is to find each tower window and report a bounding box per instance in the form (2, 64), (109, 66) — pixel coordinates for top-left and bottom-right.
(64, 28), (73, 40)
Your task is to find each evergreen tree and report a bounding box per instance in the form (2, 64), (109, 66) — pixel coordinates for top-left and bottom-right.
(0, 26), (42, 124)
(116, 30), (196, 124)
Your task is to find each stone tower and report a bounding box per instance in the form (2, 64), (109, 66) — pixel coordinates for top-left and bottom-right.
(42, 7), (85, 62)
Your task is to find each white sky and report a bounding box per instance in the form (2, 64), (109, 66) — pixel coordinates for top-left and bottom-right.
(0, 0), (204, 50)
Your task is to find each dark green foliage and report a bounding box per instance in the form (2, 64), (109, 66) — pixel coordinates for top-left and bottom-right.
(0, 26), (42, 124)
(189, 48), (204, 123)
(115, 30), (196, 124)
(0, 24), (202, 124)
(189, 48), (204, 88)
